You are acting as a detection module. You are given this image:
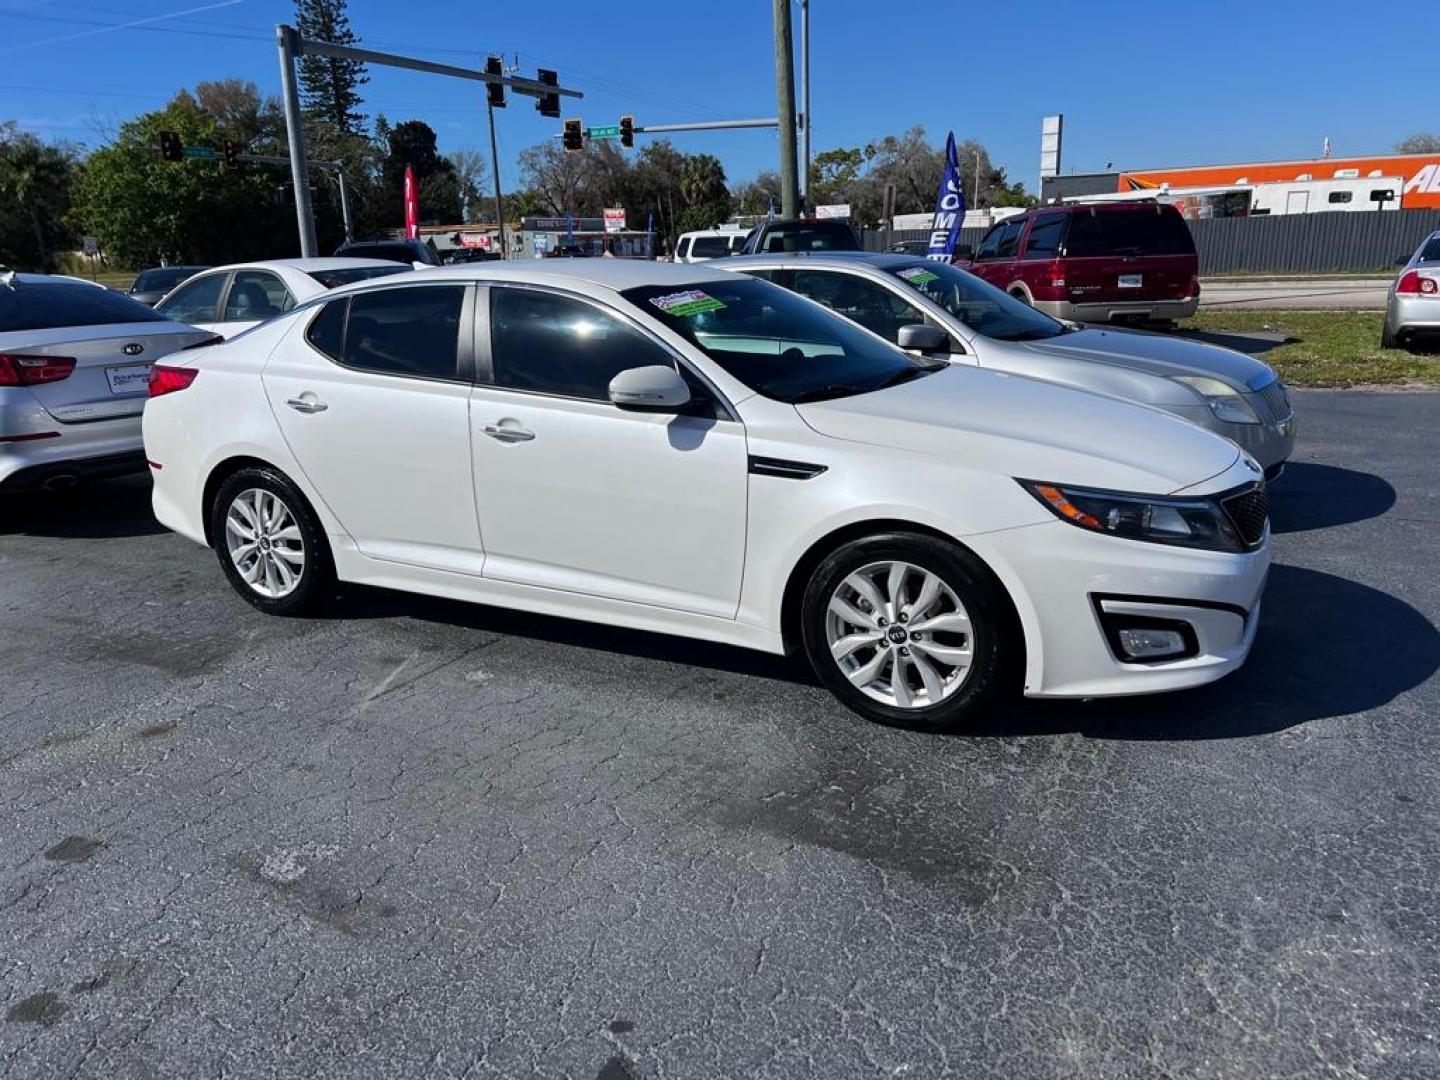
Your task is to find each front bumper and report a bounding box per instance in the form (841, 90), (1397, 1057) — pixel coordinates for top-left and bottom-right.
(1163, 400), (1295, 472)
(1034, 295), (1200, 323)
(968, 515), (1270, 699)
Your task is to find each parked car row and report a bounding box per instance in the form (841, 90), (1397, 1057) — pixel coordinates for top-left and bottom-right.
(4, 246), (1289, 731)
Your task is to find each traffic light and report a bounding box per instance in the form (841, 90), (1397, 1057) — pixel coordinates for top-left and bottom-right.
(158, 130), (182, 162)
(563, 118), (583, 153)
(535, 68), (560, 118)
(620, 115), (634, 149)
(485, 56), (506, 109)
(222, 139), (238, 168)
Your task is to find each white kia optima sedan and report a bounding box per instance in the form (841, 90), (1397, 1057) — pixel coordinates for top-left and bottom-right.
(143, 261), (1271, 729)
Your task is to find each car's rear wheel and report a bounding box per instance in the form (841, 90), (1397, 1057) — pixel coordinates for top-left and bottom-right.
(1380, 323), (1399, 349)
(210, 466), (334, 616)
(800, 533), (1019, 730)
(1008, 286), (1032, 305)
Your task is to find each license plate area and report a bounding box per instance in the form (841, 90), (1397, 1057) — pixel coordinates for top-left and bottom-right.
(1118, 273), (1143, 289)
(105, 363), (151, 395)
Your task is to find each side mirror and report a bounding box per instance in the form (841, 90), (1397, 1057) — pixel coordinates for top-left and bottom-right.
(897, 324), (950, 354)
(608, 365), (692, 411)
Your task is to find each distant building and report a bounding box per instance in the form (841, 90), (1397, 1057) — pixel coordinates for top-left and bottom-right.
(1040, 172), (1121, 204)
(1118, 153), (1440, 210)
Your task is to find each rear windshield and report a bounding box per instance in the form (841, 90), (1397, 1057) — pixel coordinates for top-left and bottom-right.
(306, 265), (410, 289)
(1063, 207), (1196, 257)
(1420, 238), (1440, 263)
(338, 244), (423, 265)
(758, 221), (860, 253)
(0, 280), (168, 332)
(132, 267), (206, 292)
(690, 236), (732, 258)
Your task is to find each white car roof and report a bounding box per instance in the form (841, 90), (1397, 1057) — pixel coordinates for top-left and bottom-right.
(205, 257), (402, 273)
(331, 258), (733, 295)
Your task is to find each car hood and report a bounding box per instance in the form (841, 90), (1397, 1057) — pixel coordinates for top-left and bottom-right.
(1016, 326), (1274, 391)
(796, 366), (1239, 494)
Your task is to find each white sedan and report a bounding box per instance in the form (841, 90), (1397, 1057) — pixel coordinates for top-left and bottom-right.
(143, 260), (1271, 729)
(152, 257), (409, 338)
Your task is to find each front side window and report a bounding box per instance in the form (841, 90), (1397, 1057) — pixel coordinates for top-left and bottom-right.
(622, 277), (939, 404)
(974, 224), (1005, 260)
(490, 288), (678, 401)
(156, 273), (226, 324)
(340, 285), (464, 380)
(994, 219), (1024, 259)
(1022, 214), (1067, 259)
(886, 260), (1068, 343)
(788, 269), (930, 344)
(223, 271), (295, 322)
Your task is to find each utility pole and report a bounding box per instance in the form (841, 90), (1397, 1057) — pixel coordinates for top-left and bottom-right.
(276, 25), (318, 257)
(772, 0), (799, 218)
(487, 93), (507, 257)
(799, 0), (810, 211)
(975, 149), (982, 212)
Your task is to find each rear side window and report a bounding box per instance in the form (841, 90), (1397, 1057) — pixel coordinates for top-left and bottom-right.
(321, 285), (464, 381)
(1064, 207), (1196, 256)
(1420, 237), (1440, 262)
(788, 269), (929, 344)
(994, 219), (1024, 258)
(490, 287), (677, 401)
(0, 280), (168, 332)
(156, 273), (226, 324)
(222, 271), (294, 322)
(1022, 214), (1067, 259)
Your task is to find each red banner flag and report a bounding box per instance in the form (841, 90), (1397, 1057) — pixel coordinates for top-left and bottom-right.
(403, 166), (419, 240)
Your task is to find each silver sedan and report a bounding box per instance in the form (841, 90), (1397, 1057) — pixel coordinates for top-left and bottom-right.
(1382, 230), (1440, 350)
(725, 252), (1295, 477)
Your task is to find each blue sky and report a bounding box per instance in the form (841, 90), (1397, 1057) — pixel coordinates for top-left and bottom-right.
(2, 0), (1436, 194)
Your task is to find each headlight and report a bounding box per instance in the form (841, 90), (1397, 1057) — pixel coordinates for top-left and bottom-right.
(1172, 375), (1261, 425)
(1019, 480), (1244, 553)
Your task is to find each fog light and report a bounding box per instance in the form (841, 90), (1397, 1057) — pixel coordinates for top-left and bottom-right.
(1117, 627), (1187, 660)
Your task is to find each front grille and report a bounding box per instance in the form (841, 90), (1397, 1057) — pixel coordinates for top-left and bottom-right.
(1221, 484), (1269, 547)
(1254, 379), (1291, 422)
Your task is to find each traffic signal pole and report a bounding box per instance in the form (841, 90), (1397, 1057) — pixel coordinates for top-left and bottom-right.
(276, 25), (318, 257)
(274, 24), (581, 257)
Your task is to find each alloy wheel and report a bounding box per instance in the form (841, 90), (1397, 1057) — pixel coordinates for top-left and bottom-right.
(224, 487), (306, 599)
(824, 559), (974, 709)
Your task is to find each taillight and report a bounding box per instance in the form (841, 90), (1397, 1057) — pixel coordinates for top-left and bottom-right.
(148, 365), (199, 397)
(1047, 258), (1066, 288)
(0, 353), (76, 386)
(1396, 270), (1439, 296)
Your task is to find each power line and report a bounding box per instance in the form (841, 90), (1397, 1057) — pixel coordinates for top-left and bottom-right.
(0, 1), (259, 53)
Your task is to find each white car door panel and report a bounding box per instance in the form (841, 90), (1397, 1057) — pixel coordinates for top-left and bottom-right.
(262, 284), (483, 574)
(471, 286), (747, 617)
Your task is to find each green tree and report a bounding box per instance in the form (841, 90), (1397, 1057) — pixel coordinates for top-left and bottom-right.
(0, 124), (77, 271)
(732, 170), (780, 216)
(808, 147), (864, 207)
(294, 0), (369, 135)
(378, 120), (462, 225)
(69, 92), (293, 266)
(1397, 133), (1440, 154)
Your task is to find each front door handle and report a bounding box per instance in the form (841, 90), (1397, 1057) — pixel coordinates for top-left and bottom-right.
(483, 423), (534, 443)
(286, 395), (328, 414)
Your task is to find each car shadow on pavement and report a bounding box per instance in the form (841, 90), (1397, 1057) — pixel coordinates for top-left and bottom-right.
(0, 475), (166, 539)
(1268, 462), (1396, 534)
(1173, 327), (1291, 355)
(333, 585), (811, 685)
(979, 562), (1439, 740)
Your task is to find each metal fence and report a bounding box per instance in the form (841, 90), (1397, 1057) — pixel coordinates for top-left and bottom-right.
(862, 211), (1440, 274)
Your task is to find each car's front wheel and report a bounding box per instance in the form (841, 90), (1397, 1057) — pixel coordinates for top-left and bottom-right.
(210, 466), (334, 616)
(800, 533), (1020, 730)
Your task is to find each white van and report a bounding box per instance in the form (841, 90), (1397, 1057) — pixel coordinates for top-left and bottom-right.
(675, 229), (747, 263)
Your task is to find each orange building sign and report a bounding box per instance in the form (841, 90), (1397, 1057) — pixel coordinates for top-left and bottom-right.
(1118, 154), (1440, 209)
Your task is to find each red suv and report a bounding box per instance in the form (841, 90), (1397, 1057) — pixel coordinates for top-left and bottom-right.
(958, 201), (1200, 324)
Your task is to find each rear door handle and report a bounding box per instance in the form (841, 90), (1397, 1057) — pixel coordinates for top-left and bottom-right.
(286, 395), (328, 414)
(483, 424), (534, 443)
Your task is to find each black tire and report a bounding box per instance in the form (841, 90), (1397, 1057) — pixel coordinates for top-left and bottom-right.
(799, 532), (1021, 731)
(209, 466), (335, 616)
(1380, 323), (1398, 350)
(1008, 287), (1032, 306)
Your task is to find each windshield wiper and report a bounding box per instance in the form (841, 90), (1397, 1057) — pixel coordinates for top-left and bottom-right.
(788, 383), (869, 403)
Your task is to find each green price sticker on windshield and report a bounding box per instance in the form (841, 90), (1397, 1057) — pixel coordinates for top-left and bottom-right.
(650, 289), (726, 317)
(897, 267), (939, 286)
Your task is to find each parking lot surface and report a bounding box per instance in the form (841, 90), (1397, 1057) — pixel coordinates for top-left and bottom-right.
(2, 391), (1437, 1079)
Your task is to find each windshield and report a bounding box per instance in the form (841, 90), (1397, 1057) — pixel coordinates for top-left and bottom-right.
(0, 280), (168, 332)
(622, 277), (940, 404)
(306, 265), (410, 289)
(132, 267), (205, 292)
(758, 221), (859, 253)
(1064, 207), (1195, 256)
(885, 260), (1068, 342)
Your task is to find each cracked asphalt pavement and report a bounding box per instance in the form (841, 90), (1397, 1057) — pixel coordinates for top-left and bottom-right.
(2, 390), (1437, 1079)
